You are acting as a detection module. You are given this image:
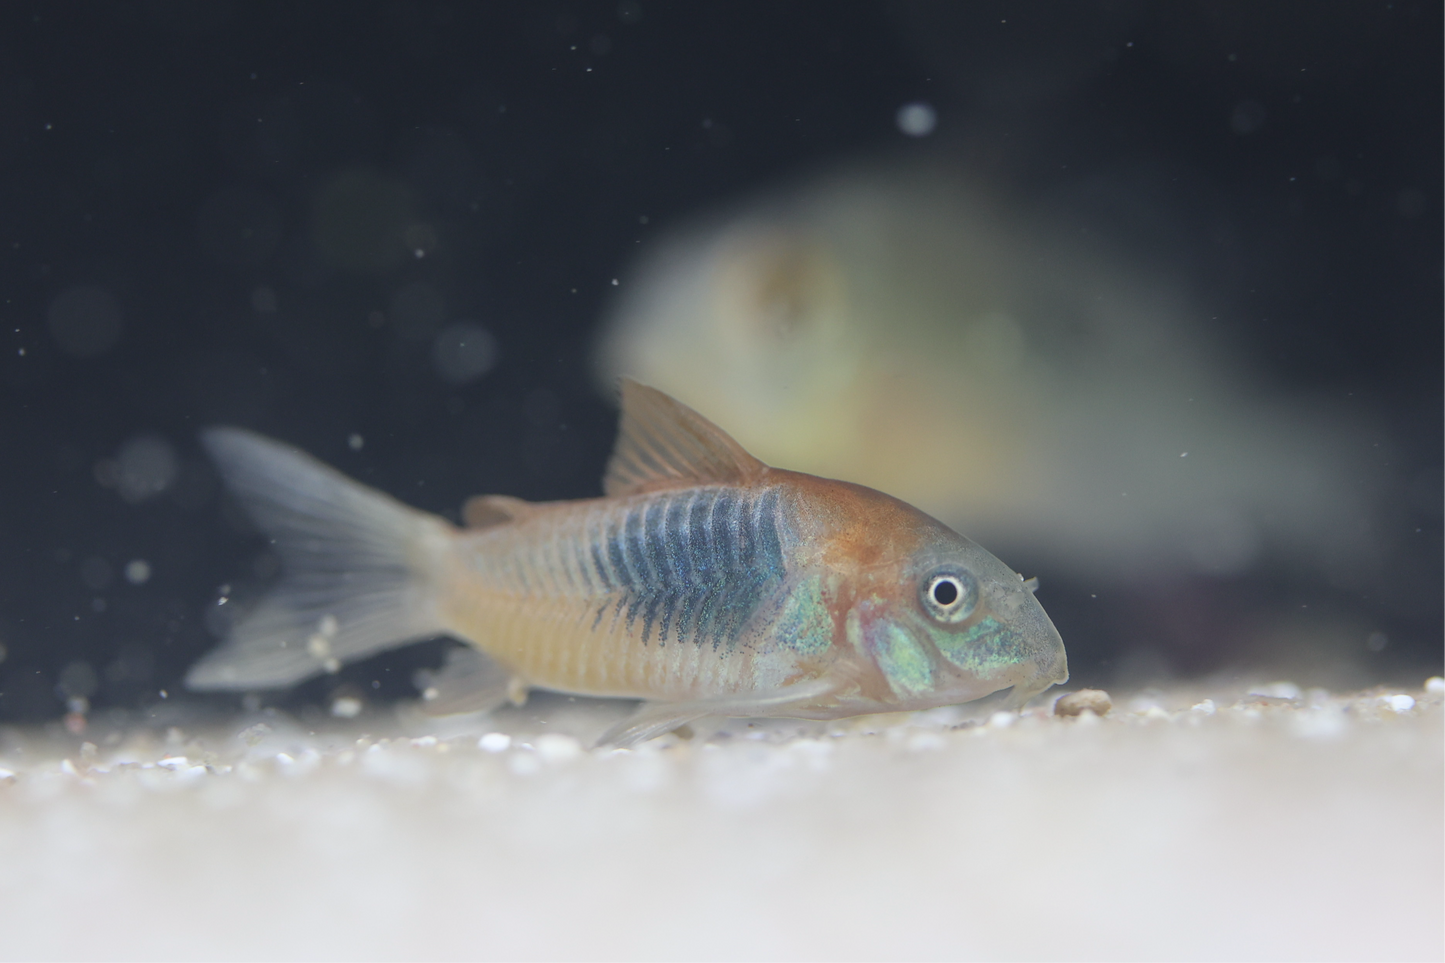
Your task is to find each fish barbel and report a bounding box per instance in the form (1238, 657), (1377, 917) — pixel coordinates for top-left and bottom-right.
(189, 381), (1066, 745)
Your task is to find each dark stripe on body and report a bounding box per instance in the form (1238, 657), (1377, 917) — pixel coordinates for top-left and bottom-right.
(594, 487), (786, 652)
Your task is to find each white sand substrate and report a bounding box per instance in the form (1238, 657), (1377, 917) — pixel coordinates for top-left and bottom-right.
(1, 680), (1440, 961)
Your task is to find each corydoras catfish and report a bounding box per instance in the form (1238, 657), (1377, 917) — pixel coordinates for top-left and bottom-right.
(189, 381), (1067, 745)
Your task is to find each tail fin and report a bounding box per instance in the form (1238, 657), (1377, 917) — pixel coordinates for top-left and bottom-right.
(188, 428), (455, 691)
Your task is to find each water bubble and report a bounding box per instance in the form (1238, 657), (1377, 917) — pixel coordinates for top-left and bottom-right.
(896, 102), (937, 137)
(114, 434), (179, 503)
(432, 321), (498, 385)
(47, 285), (123, 358)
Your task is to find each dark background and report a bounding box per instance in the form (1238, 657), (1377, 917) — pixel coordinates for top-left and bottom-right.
(1, 1), (1439, 722)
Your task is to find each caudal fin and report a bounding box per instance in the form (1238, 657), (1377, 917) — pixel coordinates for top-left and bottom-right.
(188, 428), (454, 691)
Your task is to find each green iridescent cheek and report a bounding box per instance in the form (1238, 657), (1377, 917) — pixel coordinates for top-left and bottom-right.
(773, 576), (834, 657)
(871, 622), (935, 697)
(932, 616), (1025, 676)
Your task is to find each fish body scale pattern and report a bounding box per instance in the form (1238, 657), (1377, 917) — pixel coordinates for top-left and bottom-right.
(447, 486), (789, 697)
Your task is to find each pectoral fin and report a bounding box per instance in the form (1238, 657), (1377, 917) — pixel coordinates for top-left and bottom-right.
(596, 677), (839, 748)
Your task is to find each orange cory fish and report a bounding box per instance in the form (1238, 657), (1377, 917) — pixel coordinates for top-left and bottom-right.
(189, 381), (1067, 745)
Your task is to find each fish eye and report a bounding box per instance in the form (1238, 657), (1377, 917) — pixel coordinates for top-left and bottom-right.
(920, 571), (978, 624)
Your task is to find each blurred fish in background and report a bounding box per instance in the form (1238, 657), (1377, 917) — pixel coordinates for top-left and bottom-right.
(593, 159), (1400, 682)
(595, 161), (1384, 583)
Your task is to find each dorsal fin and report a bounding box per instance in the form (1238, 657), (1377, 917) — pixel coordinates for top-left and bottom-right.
(462, 494), (539, 529)
(603, 379), (768, 496)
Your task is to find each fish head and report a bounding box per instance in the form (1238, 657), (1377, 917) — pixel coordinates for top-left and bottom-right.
(838, 513), (1068, 710)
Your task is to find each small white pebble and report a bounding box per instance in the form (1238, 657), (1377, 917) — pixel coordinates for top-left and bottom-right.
(59, 759), (80, 776)
(905, 731), (947, 752)
(1142, 705), (1171, 721)
(1192, 699), (1216, 715)
(0, 768), (15, 781)
(1383, 694), (1415, 713)
(1425, 677), (1445, 695)
(478, 732), (511, 753)
(536, 734), (583, 762)
(988, 711), (1017, 729)
(157, 755), (189, 770)
(330, 696), (363, 719)
(789, 739), (834, 769)
(238, 723), (271, 747)
(410, 735), (438, 749)
(1249, 681), (1302, 700)
(1292, 709), (1349, 740)
(1055, 689), (1112, 717)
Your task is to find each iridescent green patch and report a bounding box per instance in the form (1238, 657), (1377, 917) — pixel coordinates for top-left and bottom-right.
(774, 576), (834, 656)
(873, 622), (935, 697)
(933, 616), (1023, 675)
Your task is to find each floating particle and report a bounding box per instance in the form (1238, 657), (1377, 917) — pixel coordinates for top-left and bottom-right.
(896, 102), (937, 137)
(124, 559), (152, 585)
(1054, 689), (1113, 717)
(1425, 677), (1444, 695)
(431, 321), (498, 385)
